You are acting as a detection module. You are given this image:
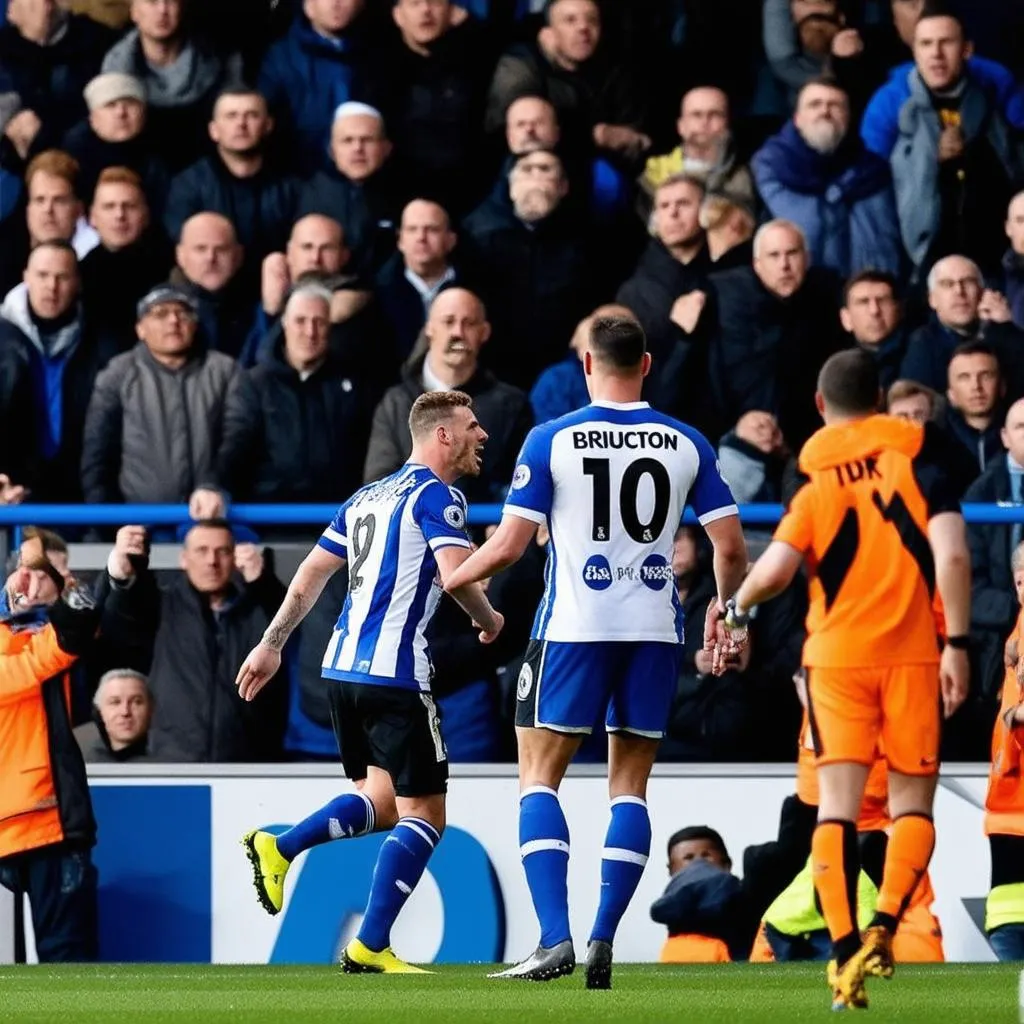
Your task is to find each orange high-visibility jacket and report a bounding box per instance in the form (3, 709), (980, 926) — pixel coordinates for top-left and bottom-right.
(0, 621), (95, 860)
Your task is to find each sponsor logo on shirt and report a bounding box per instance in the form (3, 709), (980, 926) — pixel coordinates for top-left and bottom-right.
(582, 555), (613, 591)
(639, 554), (673, 591)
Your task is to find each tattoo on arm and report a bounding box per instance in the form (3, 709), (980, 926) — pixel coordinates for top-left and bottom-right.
(261, 565), (332, 651)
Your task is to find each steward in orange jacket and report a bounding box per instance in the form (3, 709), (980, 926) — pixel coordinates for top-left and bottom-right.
(0, 540), (100, 961)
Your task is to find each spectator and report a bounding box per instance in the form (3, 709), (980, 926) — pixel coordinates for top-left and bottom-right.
(963, 398), (1024, 743)
(79, 166), (171, 340)
(900, 254), (1024, 398)
(0, 241), (123, 502)
(374, 198), (462, 362)
(618, 175), (709, 365)
(363, 287), (530, 504)
(101, 0), (244, 171)
(707, 219), (844, 450)
(219, 283), (372, 503)
(0, 534), (101, 962)
(840, 270), (908, 388)
(718, 411), (790, 506)
(763, 0), (887, 114)
(258, 0), (375, 175)
(641, 87), (755, 208)
(886, 378), (939, 424)
(861, 6), (1024, 278)
(651, 826), (755, 963)
(296, 102), (404, 275)
(62, 73), (170, 213)
(23, 149), (99, 260)
(171, 212), (253, 359)
(700, 191), (756, 268)
(243, 213), (367, 362)
(164, 88), (299, 272)
(99, 522), (288, 762)
(80, 283), (246, 504)
(660, 525), (805, 763)
(462, 147), (596, 390)
(0, 0), (114, 155)
(934, 341), (1005, 495)
(0, 316), (35, 496)
(485, 0), (649, 165)
(383, 0), (497, 215)
(528, 302), (631, 425)
(752, 78), (902, 279)
(74, 668), (153, 762)
(1002, 190), (1024, 329)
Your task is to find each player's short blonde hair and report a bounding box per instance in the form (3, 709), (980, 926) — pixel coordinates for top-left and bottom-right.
(408, 390), (473, 441)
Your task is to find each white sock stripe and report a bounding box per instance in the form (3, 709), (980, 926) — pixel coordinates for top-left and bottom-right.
(610, 795), (648, 809)
(397, 819), (438, 848)
(520, 838), (570, 858)
(603, 847), (649, 867)
(520, 785), (559, 801)
(405, 816), (441, 842)
(358, 792), (376, 832)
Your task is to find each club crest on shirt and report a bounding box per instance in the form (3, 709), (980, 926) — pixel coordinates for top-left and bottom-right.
(443, 504), (465, 530)
(512, 464), (531, 489)
(517, 662), (534, 700)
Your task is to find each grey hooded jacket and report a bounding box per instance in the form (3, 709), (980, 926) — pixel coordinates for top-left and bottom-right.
(81, 342), (246, 503)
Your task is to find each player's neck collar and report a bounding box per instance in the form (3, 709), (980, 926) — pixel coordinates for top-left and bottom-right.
(590, 400), (650, 410)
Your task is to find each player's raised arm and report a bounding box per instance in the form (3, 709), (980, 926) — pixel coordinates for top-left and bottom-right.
(442, 512), (538, 590)
(236, 524), (348, 702)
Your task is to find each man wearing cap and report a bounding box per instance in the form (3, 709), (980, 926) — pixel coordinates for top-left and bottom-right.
(81, 282), (247, 506)
(296, 102), (404, 275)
(0, 531), (101, 962)
(61, 72), (170, 213)
(0, 0), (115, 157)
(0, 240), (124, 502)
(101, 0), (244, 171)
(257, 0), (375, 175)
(164, 87), (299, 272)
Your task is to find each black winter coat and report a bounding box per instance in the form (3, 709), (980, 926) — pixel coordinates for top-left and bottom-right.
(461, 196), (596, 390)
(707, 265), (844, 451)
(218, 344), (373, 503)
(98, 566), (288, 762)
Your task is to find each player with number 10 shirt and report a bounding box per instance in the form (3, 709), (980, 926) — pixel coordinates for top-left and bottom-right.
(444, 316), (748, 988)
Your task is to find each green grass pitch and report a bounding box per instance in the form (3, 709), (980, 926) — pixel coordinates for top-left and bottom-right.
(0, 963), (1020, 1023)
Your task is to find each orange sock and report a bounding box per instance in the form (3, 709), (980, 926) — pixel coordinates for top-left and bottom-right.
(812, 819), (861, 962)
(874, 813), (935, 926)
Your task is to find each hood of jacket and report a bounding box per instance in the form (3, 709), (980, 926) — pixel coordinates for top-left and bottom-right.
(104, 30), (229, 107)
(799, 413), (923, 473)
(0, 286), (82, 360)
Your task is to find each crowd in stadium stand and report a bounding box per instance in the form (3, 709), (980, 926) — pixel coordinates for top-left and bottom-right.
(0, 0), (1022, 764)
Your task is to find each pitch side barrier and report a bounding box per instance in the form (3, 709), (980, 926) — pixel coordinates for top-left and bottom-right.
(0, 501), (1020, 537)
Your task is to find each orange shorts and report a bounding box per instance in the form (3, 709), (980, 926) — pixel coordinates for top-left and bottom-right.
(806, 664), (940, 776)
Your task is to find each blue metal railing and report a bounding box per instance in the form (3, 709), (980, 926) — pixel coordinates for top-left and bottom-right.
(0, 502), (1022, 528)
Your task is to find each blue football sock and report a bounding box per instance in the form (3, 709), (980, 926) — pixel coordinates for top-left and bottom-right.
(275, 791), (375, 862)
(589, 796), (651, 945)
(357, 817), (440, 953)
(519, 786), (572, 948)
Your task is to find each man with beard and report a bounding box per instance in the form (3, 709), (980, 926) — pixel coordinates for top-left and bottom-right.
(164, 88), (298, 275)
(462, 148), (596, 390)
(364, 287), (531, 506)
(753, 78), (902, 279)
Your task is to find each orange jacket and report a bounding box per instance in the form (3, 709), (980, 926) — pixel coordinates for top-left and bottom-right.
(986, 613), (1024, 838)
(659, 934), (731, 963)
(0, 621), (95, 859)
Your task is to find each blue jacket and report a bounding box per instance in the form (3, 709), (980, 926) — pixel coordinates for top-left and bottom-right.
(257, 14), (374, 175)
(528, 356), (589, 425)
(752, 122), (902, 279)
(861, 57), (1024, 160)
(1003, 250), (1024, 330)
